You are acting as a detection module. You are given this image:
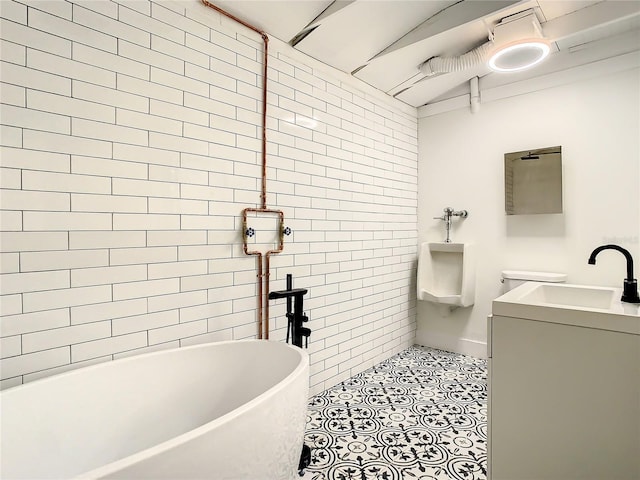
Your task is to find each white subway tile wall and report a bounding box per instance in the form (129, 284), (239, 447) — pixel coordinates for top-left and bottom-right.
(0, 0), (417, 395)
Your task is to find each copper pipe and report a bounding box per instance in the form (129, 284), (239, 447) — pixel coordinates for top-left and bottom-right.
(264, 254), (271, 339)
(243, 208), (285, 339)
(204, 1), (285, 341)
(255, 254), (264, 339)
(242, 210), (264, 338)
(201, 0), (268, 209)
(264, 210), (285, 339)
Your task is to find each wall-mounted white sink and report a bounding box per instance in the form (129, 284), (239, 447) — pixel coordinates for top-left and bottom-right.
(516, 283), (616, 310)
(492, 282), (640, 335)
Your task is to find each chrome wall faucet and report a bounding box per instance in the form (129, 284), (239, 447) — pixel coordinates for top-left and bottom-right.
(588, 244), (640, 304)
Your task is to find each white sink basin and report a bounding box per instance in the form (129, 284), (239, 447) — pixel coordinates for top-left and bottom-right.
(516, 284), (616, 310)
(492, 282), (640, 335)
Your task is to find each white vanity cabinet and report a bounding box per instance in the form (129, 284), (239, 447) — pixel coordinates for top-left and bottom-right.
(487, 287), (640, 480)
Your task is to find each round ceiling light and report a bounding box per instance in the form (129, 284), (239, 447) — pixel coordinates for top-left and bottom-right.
(488, 39), (550, 72)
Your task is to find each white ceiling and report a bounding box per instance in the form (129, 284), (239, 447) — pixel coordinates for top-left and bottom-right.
(211, 0), (640, 108)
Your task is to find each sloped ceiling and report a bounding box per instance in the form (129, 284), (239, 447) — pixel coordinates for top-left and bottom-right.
(211, 0), (640, 108)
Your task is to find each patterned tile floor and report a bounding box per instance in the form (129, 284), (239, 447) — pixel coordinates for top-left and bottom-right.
(300, 345), (488, 480)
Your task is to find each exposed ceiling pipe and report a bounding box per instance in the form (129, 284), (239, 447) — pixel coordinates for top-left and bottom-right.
(470, 76), (480, 114)
(419, 41), (492, 76)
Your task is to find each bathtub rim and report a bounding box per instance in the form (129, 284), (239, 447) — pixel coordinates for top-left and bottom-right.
(1, 339), (309, 480)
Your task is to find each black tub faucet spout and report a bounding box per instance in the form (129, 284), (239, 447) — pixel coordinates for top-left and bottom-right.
(588, 244), (640, 304)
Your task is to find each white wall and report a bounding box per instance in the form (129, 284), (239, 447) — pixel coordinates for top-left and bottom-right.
(417, 66), (640, 356)
(0, 0), (418, 395)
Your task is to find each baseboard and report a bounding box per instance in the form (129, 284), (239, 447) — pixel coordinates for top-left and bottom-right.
(415, 331), (487, 359)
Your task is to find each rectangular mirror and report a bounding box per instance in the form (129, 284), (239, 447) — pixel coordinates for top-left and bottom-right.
(505, 146), (562, 215)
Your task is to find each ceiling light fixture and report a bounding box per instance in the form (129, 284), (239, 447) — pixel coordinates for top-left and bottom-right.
(487, 10), (550, 73)
(488, 38), (550, 72)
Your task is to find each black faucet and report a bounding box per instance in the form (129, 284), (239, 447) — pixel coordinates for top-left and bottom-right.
(588, 244), (640, 304)
(268, 274), (311, 348)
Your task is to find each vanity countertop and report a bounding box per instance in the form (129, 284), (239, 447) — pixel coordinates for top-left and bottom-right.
(492, 281), (640, 335)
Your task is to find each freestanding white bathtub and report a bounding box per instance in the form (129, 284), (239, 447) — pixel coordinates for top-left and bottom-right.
(0, 340), (309, 480)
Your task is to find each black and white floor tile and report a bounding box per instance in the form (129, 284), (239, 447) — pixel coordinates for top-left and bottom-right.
(301, 345), (487, 480)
